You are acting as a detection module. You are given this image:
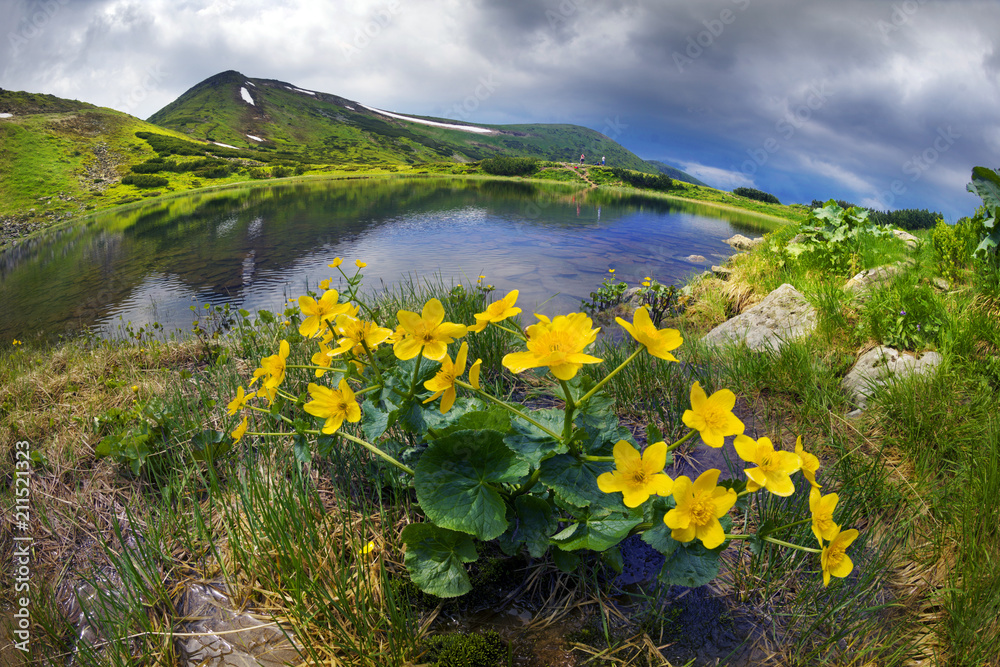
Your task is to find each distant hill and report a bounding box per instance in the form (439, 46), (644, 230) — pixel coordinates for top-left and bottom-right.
(647, 160), (709, 187)
(148, 70), (659, 171)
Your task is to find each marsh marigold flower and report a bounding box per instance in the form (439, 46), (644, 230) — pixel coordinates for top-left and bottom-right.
(734, 435), (802, 497)
(226, 386), (251, 415)
(329, 257), (343, 268)
(682, 381), (744, 448)
(298, 290), (353, 338)
(393, 298), (468, 361)
(251, 340), (290, 397)
(332, 313), (392, 356)
(616, 306), (683, 361)
(468, 289), (522, 332)
(423, 342), (471, 413)
(502, 312), (602, 381)
(355, 259), (367, 268)
(820, 526), (859, 586)
(231, 416), (248, 443)
(664, 469), (737, 549)
(304, 378), (362, 434)
(810, 487), (840, 544)
(796, 436), (821, 489)
(597, 440), (674, 508)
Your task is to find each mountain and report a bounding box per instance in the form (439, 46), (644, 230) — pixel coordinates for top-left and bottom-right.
(147, 70), (658, 171)
(647, 160), (709, 187)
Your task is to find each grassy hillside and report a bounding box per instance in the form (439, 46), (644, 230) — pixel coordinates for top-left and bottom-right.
(648, 159), (710, 187)
(148, 70), (657, 171)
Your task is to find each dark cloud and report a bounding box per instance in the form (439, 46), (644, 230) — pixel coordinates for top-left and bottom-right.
(1, 0), (997, 218)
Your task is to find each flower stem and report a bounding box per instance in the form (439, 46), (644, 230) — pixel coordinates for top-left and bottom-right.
(360, 340), (384, 384)
(576, 346), (643, 407)
(559, 379), (578, 452)
(665, 428), (698, 453)
(492, 323), (528, 341)
(338, 430), (415, 476)
(407, 351), (424, 399)
(766, 517), (812, 535)
(511, 469), (542, 498)
(455, 380), (563, 442)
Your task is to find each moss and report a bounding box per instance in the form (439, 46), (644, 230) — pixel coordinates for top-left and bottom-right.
(421, 630), (508, 667)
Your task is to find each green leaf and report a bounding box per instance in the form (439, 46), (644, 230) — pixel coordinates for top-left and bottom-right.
(551, 515), (643, 552)
(968, 166), (1000, 212)
(503, 408), (566, 467)
(640, 502), (681, 558)
(576, 391), (632, 454)
(292, 434), (312, 465)
(601, 546), (624, 575)
(414, 430), (529, 541)
(401, 523), (478, 598)
(539, 453), (614, 509)
(658, 542), (725, 588)
(515, 495), (558, 558)
(362, 399), (390, 442)
(552, 547), (581, 574)
(190, 429), (230, 462)
(645, 423), (664, 447)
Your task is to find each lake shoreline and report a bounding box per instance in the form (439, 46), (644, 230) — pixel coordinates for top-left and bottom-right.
(0, 172), (796, 251)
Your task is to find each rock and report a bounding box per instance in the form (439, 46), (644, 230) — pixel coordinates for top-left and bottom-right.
(844, 263), (909, 298)
(711, 265), (732, 279)
(701, 283), (816, 352)
(723, 234), (764, 251)
(841, 346), (943, 409)
(685, 254), (708, 263)
(176, 583), (300, 667)
(892, 229), (919, 249)
(932, 277), (950, 291)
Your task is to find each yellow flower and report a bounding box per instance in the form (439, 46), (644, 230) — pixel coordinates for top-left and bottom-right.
(361, 540), (378, 557)
(423, 342), (470, 413)
(318, 278), (332, 291)
(664, 469), (737, 549)
(231, 416), (248, 443)
(131, 385), (140, 393)
(820, 526), (859, 586)
(502, 312), (602, 381)
(329, 257), (343, 268)
(615, 306), (683, 361)
(642, 280), (651, 287)
(311, 339), (336, 378)
(332, 313), (392, 356)
(795, 436), (821, 488)
(734, 435), (801, 497)
(810, 487), (840, 544)
(393, 298), (468, 361)
(250, 340), (290, 396)
(12, 339), (22, 346)
(681, 382), (744, 448)
(468, 289), (522, 332)
(597, 440), (674, 508)
(304, 378), (362, 434)
(298, 289), (352, 338)
(355, 259), (367, 268)
(226, 386), (251, 415)
(608, 268), (615, 273)
(470, 358), (482, 389)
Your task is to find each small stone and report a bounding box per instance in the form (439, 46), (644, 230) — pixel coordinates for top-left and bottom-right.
(723, 234), (764, 251)
(892, 229), (919, 249)
(701, 283), (817, 352)
(711, 265), (731, 279)
(685, 254), (708, 263)
(841, 346), (943, 408)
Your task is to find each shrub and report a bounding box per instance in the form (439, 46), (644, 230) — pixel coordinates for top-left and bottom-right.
(121, 174), (169, 188)
(610, 167), (673, 191)
(271, 166), (293, 178)
(480, 156), (538, 177)
(787, 200), (894, 275)
(861, 278), (945, 351)
(734, 187), (780, 204)
(932, 218), (975, 284)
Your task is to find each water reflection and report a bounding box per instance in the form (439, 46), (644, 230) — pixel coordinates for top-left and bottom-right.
(0, 178), (765, 340)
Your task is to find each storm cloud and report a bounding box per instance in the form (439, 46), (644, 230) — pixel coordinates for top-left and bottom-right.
(3, 0), (998, 218)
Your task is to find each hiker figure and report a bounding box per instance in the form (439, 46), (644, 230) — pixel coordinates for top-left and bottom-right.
(580, 153), (585, 164)
(601, 156), (605, 166)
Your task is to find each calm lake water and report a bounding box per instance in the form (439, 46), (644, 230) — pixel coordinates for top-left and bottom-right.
(0, 177), (770, 340)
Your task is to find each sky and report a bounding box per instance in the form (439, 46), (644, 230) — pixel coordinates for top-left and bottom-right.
(2, 0), (998, 220)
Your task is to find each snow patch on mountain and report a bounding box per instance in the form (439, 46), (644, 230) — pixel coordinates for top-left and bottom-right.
(240, 87), (255, 105)
(247, 134), (263, 142)
(359, 104), (493, 134)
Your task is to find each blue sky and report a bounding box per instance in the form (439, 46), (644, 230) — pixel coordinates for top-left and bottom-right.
(3, 0), (998, 220)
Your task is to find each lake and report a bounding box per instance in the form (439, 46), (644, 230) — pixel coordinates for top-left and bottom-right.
(0, 177), (771, 341)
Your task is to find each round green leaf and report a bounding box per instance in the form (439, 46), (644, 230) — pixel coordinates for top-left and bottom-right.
(401, 523), (478, 598)
(414, 429), (529, 541)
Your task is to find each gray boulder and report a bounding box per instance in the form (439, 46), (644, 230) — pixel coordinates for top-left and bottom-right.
(702, 283), (816, 352)
(841, 346), (943, 408)
(723, 234), (764, 251)
(892, 229), (919, 249)
(844, 262), (911, 298)
(685, 254), (708, 263)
